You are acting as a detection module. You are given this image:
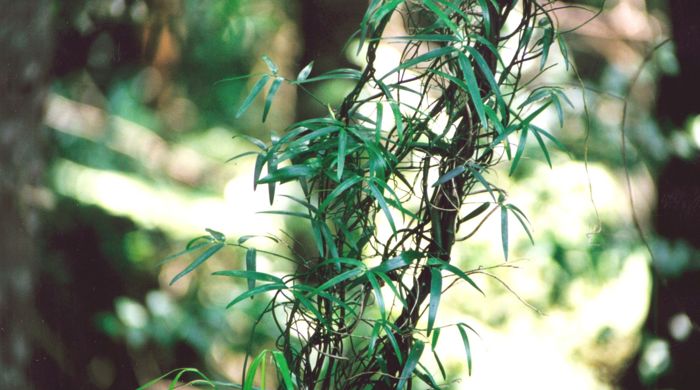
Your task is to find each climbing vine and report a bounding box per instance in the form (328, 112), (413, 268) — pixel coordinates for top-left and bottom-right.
(152, 1), (574, 388)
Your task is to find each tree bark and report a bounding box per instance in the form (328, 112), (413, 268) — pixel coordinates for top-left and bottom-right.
(0, 0), (54, 387)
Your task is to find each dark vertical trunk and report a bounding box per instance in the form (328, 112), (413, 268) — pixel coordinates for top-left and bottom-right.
(619, 0), (700, 388)
(0, 0), (53, 387)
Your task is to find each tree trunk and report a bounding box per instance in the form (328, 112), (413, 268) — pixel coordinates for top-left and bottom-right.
(0, 0), (53, 387)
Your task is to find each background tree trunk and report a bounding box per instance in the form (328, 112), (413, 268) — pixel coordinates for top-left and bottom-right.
(0, 0), (54, 387)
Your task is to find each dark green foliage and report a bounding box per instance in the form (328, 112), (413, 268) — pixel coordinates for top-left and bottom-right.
(160, 1), (569, 388)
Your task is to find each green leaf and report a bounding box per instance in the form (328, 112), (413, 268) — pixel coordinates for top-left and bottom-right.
(316, 267), (365, 292)
(371, 251), (422, 274)
(461, 202), (490, 222)
(158, 239), (211, 266)
(253, 153), (265, 191)
(389, 100), (404, 141)
(337, 127), (347, 180)
(236, 75), (270, 118)
(457, 53), (487, 129)
(477, 0), (491, 34)
(226, 151), (259, 163)
(424, 0), (460, 33)
(226, 283), (286, 308)
(169, 368), (214, 390)
(414, 364), (441, 389)
(246, 248), (257, 291)
(509, 125), (529, 176)
(530, 124), (552, 167)
(368, 321), (381, 355)
(557, 33), (570, 70)
(244, 350), (267, 390)
(380, 34), (458, 43)
(463, 46), (507, 118)
(383, 322), (403, 365)
(262, 55), (278, 74)
(367, 272), (386, 319)
(205, 228), (226, 242)
(371, 0), (403, 27)
(257, 164), (317, 184)
(433, 166), (466, 187)
(506, 204), (534, 244)
(297, 61), (314, 82)
(271, 350), (295, 390)
(368, 180), (396, 233)
(319, 176), (362, 212)
(213, 270), (284, 284)
(262, 77), (283, 123)
(432, 349), (447, 380)
(428, 257), (484, 295)
(457, 324), (473, 375)
(257, 210), (311, 219)
(376, 271), (408, 309)
(394, 46), (455, 75)
(500, 204), (509, 261)
(530, 124), (567, 151)
(431, 328), (441, 350)
(137, 368), (216, 390)
(170, 243), (224, 285)
(295, 68), (362, 83)
(291, 289), (330, 329)
(540, 27), (554, 70)
(397, 340), (424, 390)
(466, 163), (496, 202)
(267, 155), (277, 204)
(427, 267), (442, 336)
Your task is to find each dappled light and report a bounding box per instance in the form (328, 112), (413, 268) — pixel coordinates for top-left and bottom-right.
(3, 0), (700, 389)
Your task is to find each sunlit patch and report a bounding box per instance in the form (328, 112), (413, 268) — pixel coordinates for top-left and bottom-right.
(669, 313), (692, 342)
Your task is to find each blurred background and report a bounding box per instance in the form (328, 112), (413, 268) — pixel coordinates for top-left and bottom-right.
(1, 0), (699, 388)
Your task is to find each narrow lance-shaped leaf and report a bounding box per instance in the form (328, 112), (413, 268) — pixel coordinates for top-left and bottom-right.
(428, 257), (484, 295)
(297, 61), (314, 82)
(368, 180), (396, 233)
(262, 77), (283, 122)
(226, 283), (286, 309)
(316, 267), (365, 292)
(433, 165), (466, 187)
(433, 349), (447, 380)
(477, 0), (491, 34)
(213, 270), (283, 284)
(367, 272), (386, 319)
(461, 202), (490, 223)
(540, 26), (554, 70)
(458, 53), (488, 130)
(424, 0), (460, 33)
(389, 100), (404, 141)
(509, 125), (529, 176)
(466, 163), (496, 202)
(262, 55), (278, 74)
(244, 350), (267, 390)
(253, 153), (265, 191)
(506, 204), (534, 244)
(529, 124), (552, 167)
(500, 203), (509, 261)
(337, 127), (347, 180)
(457, 324), (473, 376)
(170, 243), (224, 285)
(236, 75), (270, 118)
(319, 176), (362, 212)
(427, 267), (442, 336)
(397, 340), (425, 390)
(271, 350), (295, 390)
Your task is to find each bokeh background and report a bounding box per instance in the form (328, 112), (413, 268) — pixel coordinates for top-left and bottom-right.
(1, 0), (699, 389)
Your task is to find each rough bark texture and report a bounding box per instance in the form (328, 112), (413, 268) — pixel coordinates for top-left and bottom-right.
(0, 0), (53, 387)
